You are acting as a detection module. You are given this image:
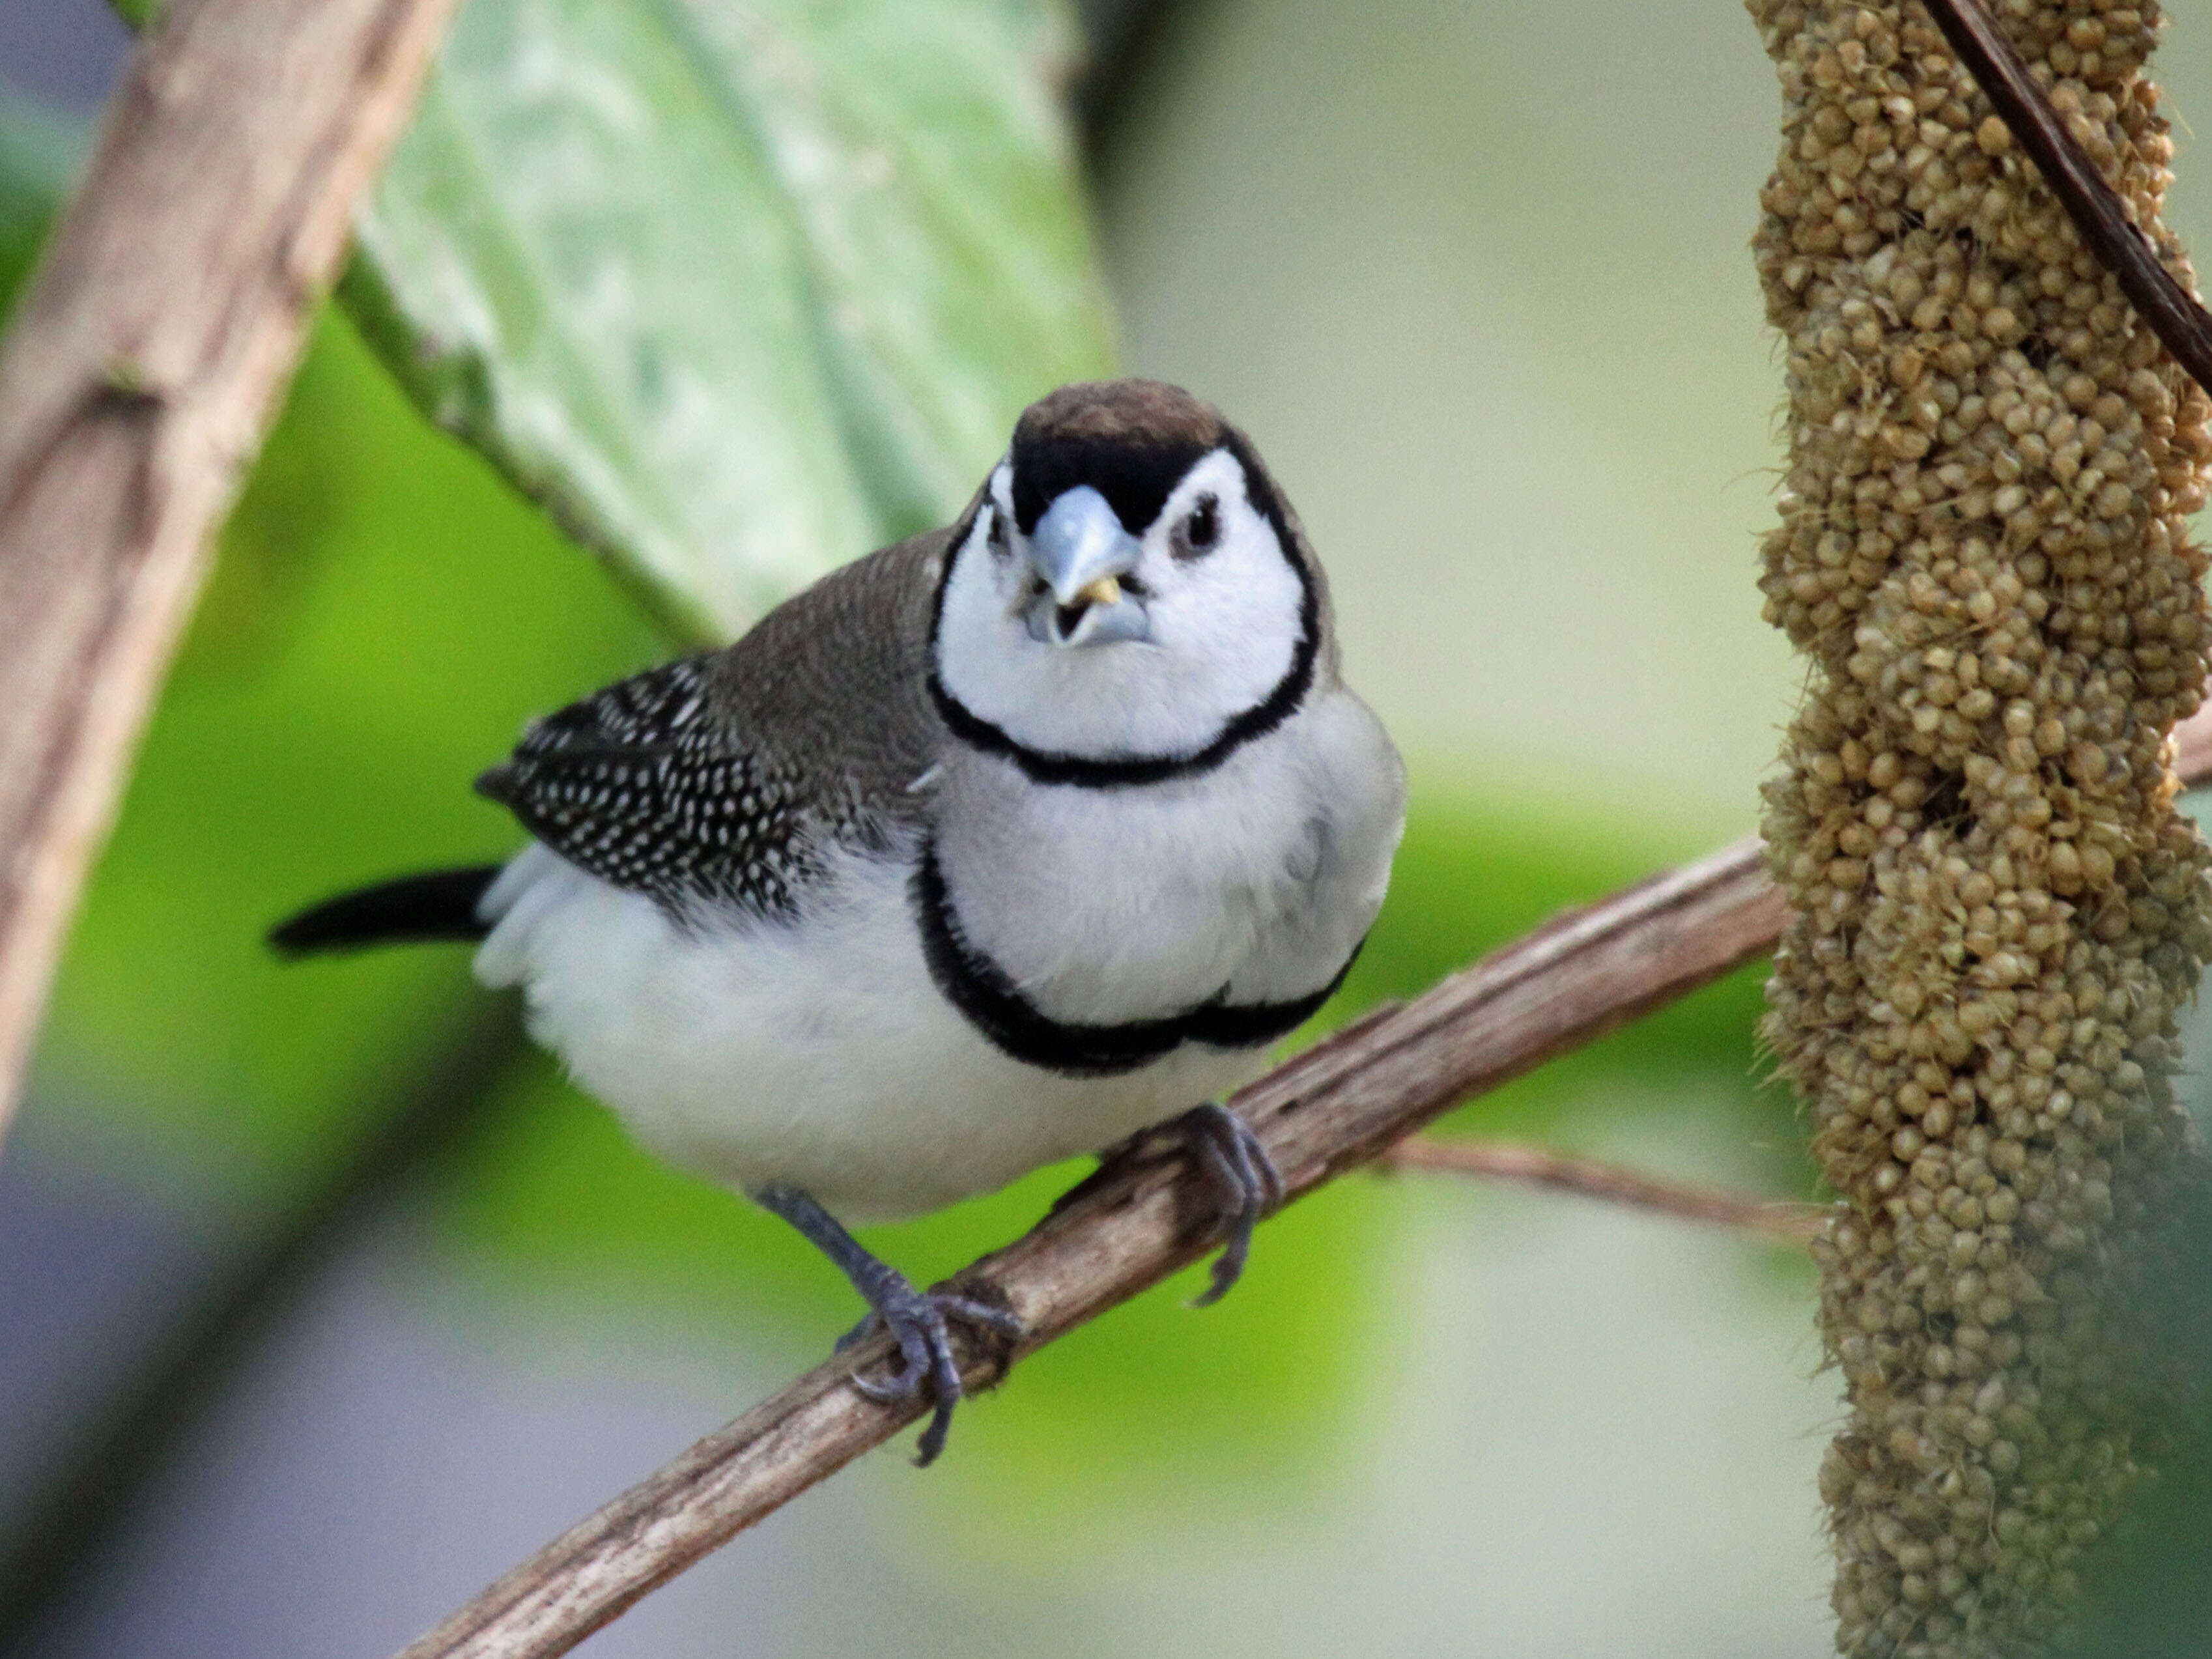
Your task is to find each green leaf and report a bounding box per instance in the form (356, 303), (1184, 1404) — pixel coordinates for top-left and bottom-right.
(347, 0), (1116, 640)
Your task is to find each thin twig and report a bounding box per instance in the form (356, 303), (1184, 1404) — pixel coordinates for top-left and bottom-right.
(1920, 0), (2212, 393)
(1378, 1137), (1826, 1241)
(0, 0), (464, 1142)
(392, 701), (2212, 1659)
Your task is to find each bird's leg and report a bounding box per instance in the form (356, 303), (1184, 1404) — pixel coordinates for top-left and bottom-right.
(1175, 1102), (1286, 1307)
(752, 1184), (1022, 1466)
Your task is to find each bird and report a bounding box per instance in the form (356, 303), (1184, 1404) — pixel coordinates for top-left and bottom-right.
(272, 379), (1406, 1463)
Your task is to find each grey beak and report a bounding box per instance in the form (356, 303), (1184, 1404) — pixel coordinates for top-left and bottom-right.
(1028, 486), (1141, 601)
(1025, 485), (1150, 647)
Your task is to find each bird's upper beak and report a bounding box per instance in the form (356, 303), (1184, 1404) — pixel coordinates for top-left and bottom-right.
(1025, 486), (1150, 647)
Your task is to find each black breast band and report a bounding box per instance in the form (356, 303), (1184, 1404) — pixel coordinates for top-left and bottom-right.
(926, 639), (1314, 789)
(911, 840), (1363, 1079)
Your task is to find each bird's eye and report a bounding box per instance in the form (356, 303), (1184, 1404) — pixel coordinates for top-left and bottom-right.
(1174, 494), (1221, 560)
(987, 510), (1010, 556)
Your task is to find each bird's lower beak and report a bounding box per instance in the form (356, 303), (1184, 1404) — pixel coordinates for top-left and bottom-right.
(1025, 580), (1150, 647)
(1023, 485), (1150, 648)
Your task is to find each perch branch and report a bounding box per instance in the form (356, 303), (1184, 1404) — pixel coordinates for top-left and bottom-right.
(0, 0), (463, 1141)
(1920, 0), (2212, 392)
(1378, 1138), (1824, 1240)
(395, 700), (2212, 1659)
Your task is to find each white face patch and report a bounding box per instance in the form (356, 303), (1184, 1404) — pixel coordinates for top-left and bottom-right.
(933, 450), (1309, 762)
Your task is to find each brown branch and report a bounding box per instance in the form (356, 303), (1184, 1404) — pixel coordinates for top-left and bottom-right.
(395, 700), (2212, 1659)
(1378, 1137), (1826, 1241)
(1921, 0), (2212, 393)
(0, 0), (462, 1141)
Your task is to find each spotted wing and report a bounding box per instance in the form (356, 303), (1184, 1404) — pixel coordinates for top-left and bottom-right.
(475, 658), (812, 916)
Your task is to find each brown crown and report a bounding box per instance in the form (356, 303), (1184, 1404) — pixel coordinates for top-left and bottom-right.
(1008, 380), (1232, 535)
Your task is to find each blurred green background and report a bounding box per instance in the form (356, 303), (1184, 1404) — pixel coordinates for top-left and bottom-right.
(3, 1), (2207, 1654)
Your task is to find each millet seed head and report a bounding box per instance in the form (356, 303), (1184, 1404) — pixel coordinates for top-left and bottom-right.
(1749, 2), (2212, 1653)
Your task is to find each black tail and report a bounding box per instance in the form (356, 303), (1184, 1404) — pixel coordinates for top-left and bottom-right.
(269, 866), (504, 957)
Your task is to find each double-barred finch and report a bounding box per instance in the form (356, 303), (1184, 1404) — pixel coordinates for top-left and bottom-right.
(274, 380), (1407, 1463)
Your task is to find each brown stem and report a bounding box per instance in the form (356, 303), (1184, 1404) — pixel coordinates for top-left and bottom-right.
(1379, 1138), (1825, 1241)
(1920, 0), (2212, 393)
(0, 0), (463, 1141)
(392, 699), (2212, 1659)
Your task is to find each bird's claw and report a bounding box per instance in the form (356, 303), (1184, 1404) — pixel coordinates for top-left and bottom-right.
(840, 1281), (1023, 1466)
(1180, 1101), (1284, 1307)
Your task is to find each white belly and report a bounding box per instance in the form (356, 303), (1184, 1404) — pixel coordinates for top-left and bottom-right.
(473, 844), (1264, 1221)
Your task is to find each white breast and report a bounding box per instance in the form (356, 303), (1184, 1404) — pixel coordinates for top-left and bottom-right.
(474, 843), (1264, 1222)
(931, 687), (1405, 1021)
(471, 686), (1404, 1225)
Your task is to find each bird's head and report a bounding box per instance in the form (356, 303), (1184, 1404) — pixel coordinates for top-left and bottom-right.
(929, 380), (1325, 781)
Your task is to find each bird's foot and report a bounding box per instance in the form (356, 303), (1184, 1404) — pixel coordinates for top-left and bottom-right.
(752, 1183), (1021, 1466)
(836, 1274), (1024, 1466)
(1177, 1101), (1285, 1307)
